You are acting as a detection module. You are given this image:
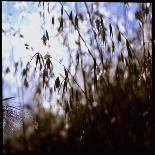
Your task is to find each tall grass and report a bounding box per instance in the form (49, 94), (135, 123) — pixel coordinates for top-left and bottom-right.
(3, 2), (152, 152)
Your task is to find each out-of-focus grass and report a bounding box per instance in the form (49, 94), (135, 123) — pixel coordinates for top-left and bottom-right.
(3, 2), (152, 152)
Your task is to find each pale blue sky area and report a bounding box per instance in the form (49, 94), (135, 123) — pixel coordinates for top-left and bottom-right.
(2, 2), (151, 112)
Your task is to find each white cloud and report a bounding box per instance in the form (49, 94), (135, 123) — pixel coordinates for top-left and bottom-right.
(2, 22), (10, 31)
(118, 19), (125, 33)
(100, 6), (110, 17)
(20, 12), (42, 48)
(2, 13), (5, 21)
(14, 2), (28, 10)
(127, 11), (134, 21)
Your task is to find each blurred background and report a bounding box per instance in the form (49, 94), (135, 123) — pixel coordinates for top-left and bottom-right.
(2, 2), (152, 152)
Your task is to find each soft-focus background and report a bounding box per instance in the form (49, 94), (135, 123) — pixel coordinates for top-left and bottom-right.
(2, 2), (151, 107)
(2, 2), (152, 152)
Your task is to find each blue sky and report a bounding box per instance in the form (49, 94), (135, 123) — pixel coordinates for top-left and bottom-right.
(2, 2), (152, 113)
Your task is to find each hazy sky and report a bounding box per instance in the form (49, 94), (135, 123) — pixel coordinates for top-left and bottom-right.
(2, 2), (151, 113)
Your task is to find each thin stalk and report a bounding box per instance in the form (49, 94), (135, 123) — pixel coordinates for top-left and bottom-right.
(88, 3), (141, 66)
(75, 2), (89, 106)
(59, 2), (94, 61)
(84, 2), (104, 68)
(28, 52), (92, 104)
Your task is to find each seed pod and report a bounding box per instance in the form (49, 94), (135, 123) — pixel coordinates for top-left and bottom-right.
(43, 69), (46, 88)
(125, 58), (128, 66)
(118, 31), (121, 44)
(44, 68), (48, 77)
(24, 78), (29, 88)
(46, 30), (49, 40)
(76, 53), (79, 63)
(14, 62), (18, 73)
(60, 17), (63, 31)
(36, 54), (40, 66)
(78, 13), (83, 21)
(25, 43), (29, 46)
(61, 6), (63, 16)
(96, 19), (100, 32)
(94, 75), (97, 89)
(36, 86), (41, 95)
(64, 68), (68, 79)
(94, 31), (97, 39)
(100, 17), (107, 31)
(63, 80), (67, 93)
(22, 68), (27, 77)
(69, 11), (73, 21)
(5, 67), (10, 74)
(45, 79), (49, 87)
(94, 58), (96, 72)
(48, 3), (50, 14)
(94, 58), (97, 88)
(46, 58), (51, 70)
(75, 14), (78, 29)
(40, 63), (42, 71)
(121, 52), (124, 62)
(100, 17), (104, 30)
(52, 16), (54, 25)
(112, 41), (115, 52)
(55, 77), (60, 88)
(42, 35), (47, 45)
(102, 30), (106, 44)
(109, 24), (113, 38)
(126, 39), (132, 58)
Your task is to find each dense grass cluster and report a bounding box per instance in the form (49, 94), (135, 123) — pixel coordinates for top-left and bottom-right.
(3, 2), (152, 152)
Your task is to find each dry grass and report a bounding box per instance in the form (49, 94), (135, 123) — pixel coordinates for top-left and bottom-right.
(3, 2), (152, 152)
